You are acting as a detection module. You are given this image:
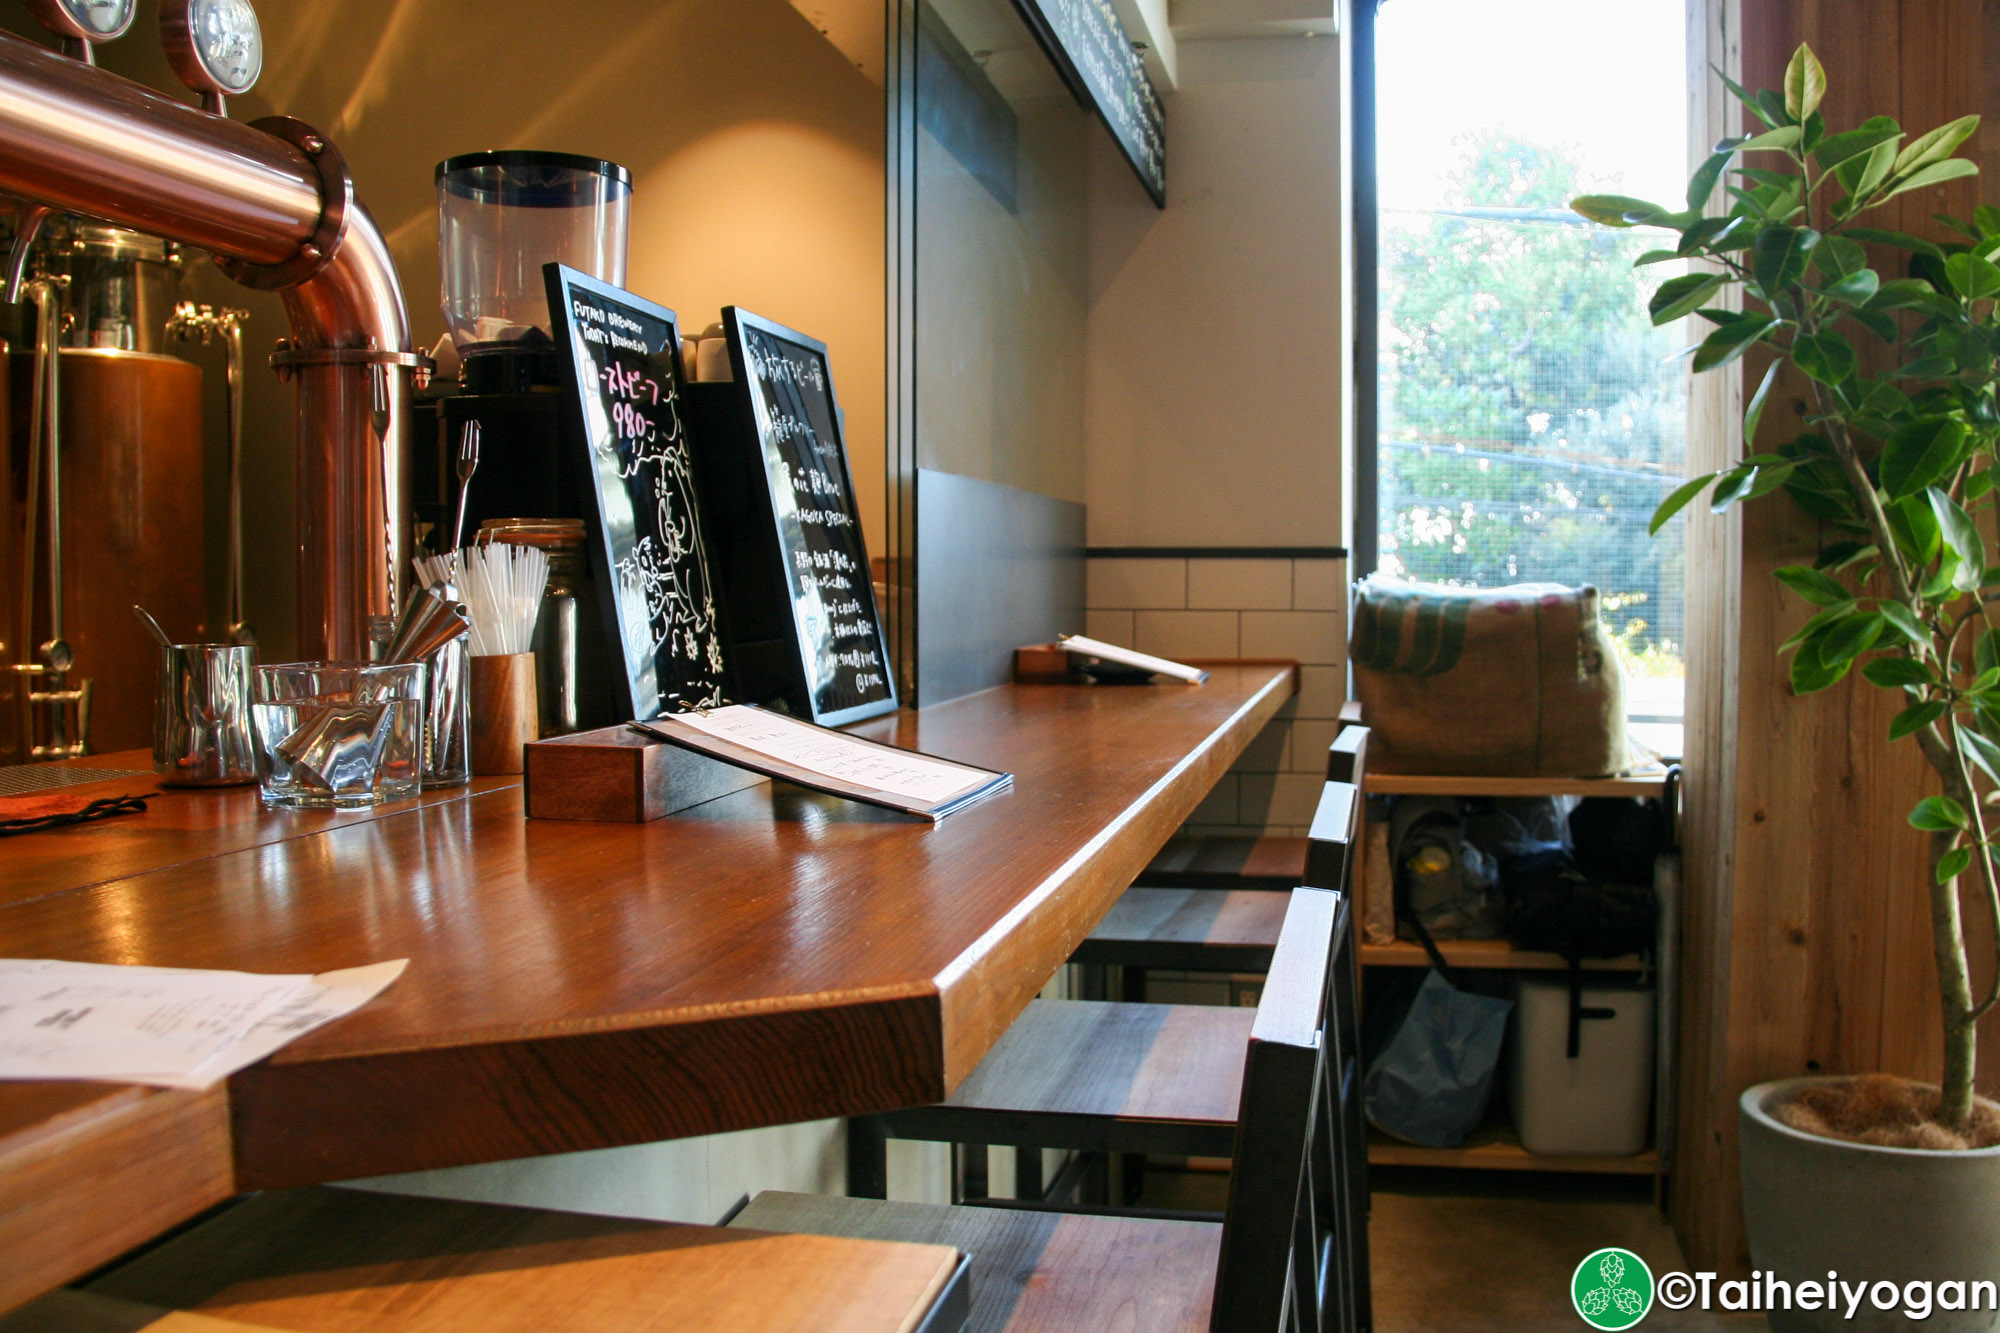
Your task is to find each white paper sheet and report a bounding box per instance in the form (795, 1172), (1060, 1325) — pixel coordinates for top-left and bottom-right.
(0, 957), (406, 1090)
(1059, 634), (1209, 684)
(673, 705), (985, 804)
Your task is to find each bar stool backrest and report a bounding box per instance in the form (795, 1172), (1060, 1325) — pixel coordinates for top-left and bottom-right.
(1209, 884), (1343, 1331)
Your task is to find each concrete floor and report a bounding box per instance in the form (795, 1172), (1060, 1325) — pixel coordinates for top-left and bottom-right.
(1368, 1169), (1758, 1332)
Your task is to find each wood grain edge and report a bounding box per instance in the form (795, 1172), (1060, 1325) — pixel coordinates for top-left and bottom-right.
(0, 1084), (232, 1315)
(228, 990), (947, 1188)
(934, 663), (1298, 1087)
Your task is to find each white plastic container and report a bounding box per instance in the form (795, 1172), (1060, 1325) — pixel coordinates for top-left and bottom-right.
(1509, 976), (1655, 1156)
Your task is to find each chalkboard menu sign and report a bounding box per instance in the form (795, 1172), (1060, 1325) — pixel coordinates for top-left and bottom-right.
(684, 309), (896, 727)
(1012, 0), (1165, 206)
(544, 263), (728, 720)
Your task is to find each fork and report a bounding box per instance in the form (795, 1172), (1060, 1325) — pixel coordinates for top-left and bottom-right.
(450, 419), (481, 559)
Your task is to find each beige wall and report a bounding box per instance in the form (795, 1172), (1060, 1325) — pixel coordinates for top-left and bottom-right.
(912, 0), (1089, 504)
(1083, 34), (1344, 549)
(1083, 32), (1349, 834)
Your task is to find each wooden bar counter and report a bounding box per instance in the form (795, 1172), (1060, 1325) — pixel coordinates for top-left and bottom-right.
(0, 664), (1294, 1309)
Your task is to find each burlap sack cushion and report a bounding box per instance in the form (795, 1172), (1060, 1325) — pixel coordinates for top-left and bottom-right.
(1350, 577), (1630, 777)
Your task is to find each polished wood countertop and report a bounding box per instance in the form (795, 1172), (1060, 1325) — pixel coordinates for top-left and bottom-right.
(0, 665), (1293, 1306)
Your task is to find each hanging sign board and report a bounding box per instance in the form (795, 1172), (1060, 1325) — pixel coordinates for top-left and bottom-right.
(544, 263), (728, 720)
(1011, 0), (1165, 206)
(685, 308), (896, 727)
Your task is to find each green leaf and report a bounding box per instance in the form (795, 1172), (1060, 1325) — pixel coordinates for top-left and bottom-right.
(1945, 251), (2000, 300)
(1892, 698), (1950, 740)
(1863, 656), (1934, 687)
(1937, 846), (1974, 884)
(1975, 205), (2000, 237)
(1791, 636), (1854, 693)
(1693, 314), (1778, 372)
(1752, 225), (1819, 294)
(1635, 249), (1682, 266)
(1739, 124), (1803, 153)
(1650, 473), (1716, 534)
(1894, 354), (1957, 379)
(1817, 610), (1885, 667)
(1815, 115), (1903, 171)
(1911, 793), (1970, 830)
(1815, 541), (1877, 573)
(1687, 150), (1732, 209)
(1757, 88), (1793, 131)
(1709, 464), (1762, 512)
(1794, 330), (1857, 385)
(1774, 564), (1851, 606)
(1849, 308), (1900, 343)
(1854, 139), (1901, 201)
(1571, 194), (1673, 227)
(1892, 114), (1981, 178)
(1959, 724), (2000, 787)
(1845, 227), (1947, 260)
(1649, 272), (1727, 325)
(1937, 213), (1984, 241)
(1821, 269), (1880, 305)
(1880, 418), (1968, 498)
(1780, 599), (1860, 652)
(1744, 359), (1783, 447)
(1928, 486), (1987, 590)
(1880, 157), (1981, 205)
(1977, 628), (2000, 678)
(1784, 44), (1827, 120)
(1865, 277), (1947, 311)
(1813, 235), (1869, 278)
(1878, 599), (1930, 646)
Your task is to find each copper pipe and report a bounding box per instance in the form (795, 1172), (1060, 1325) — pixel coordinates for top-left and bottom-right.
(0, 33), (414, 657)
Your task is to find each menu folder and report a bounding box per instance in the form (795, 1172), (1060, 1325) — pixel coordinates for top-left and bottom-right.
(628, 704), (1012, 821)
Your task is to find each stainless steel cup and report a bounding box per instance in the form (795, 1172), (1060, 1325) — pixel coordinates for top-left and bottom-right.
(153, 643), (259, 787)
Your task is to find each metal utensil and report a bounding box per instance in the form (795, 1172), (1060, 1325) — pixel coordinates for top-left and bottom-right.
(133, 603), (173, 649)
(450, 419), (480, 554)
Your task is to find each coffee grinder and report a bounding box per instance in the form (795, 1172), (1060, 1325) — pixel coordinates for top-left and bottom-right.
(415, 150), (632, 731)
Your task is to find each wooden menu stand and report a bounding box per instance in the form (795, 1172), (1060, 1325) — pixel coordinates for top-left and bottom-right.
(523, 724), (765, 822)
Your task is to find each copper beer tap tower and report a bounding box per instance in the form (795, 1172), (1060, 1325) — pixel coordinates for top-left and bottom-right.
(0, 16), (422, 743)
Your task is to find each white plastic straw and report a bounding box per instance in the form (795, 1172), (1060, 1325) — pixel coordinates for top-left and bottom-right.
(413, 545), (548, 657)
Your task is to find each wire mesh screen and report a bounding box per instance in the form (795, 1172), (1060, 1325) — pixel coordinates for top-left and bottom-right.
(1377, 202), (1689, 696)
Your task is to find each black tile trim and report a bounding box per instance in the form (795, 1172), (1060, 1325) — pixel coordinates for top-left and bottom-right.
(1085, 546), (1348, 560)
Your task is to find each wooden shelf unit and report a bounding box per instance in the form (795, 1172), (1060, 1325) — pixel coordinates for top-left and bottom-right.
(1366, 1125), (1658, 1176)
(1357, 766), (1670, 1177)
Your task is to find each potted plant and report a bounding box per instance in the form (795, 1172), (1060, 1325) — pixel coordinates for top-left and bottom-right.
(1575, 44), (2000, 1332)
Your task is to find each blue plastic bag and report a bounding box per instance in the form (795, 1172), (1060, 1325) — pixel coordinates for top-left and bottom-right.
(1362, 968), (1512, 1148)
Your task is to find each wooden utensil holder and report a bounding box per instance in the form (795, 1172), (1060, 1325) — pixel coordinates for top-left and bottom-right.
(469, 653), (538, 777)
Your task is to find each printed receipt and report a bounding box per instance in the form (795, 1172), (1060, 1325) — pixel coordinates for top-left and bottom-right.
(675, 705), (980, 805)
(0, 957), (406, 1089)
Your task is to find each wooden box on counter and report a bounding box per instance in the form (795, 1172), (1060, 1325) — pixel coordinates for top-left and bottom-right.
(523, 725), (766, 822)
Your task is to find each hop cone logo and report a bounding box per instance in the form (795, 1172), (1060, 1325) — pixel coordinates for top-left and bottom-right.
(1571, 1248), (1653, 1329)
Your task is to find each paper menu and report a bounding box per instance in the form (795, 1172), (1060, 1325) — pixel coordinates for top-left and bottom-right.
(1058, 634), (1209, 685)
(634, 705), (1013, 820)
(0, 957), (406, 1090)
(673, 706), (987, 804)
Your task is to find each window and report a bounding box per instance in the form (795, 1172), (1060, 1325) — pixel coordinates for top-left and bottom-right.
(1365, 0), (1689, 755)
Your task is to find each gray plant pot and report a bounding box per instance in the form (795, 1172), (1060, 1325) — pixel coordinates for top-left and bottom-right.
(1740, 1077), (2000, 1333)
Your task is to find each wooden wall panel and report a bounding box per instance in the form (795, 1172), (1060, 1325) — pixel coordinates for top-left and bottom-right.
(1677, 0), (2000, 1275)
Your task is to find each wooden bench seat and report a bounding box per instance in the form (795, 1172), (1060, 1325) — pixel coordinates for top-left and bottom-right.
(1132, 835), (1307, 890)
(0, 1187), (965, 1333)
(733, 1192), (1220, 1333)
(877, 997), (1256, 1159)
(1072, 887), (1291, 973)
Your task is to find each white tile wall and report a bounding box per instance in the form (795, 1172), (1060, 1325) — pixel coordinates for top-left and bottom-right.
(1086, 555), (1348, 837)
